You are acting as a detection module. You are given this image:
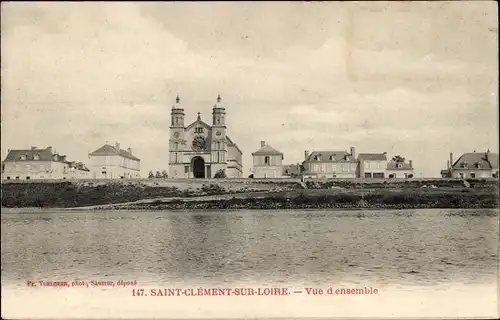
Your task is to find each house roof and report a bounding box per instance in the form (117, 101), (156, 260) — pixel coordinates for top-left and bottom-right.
(451, 152), (498, 170)
(89, 144), (140, 161)
(3, 148), (64, 162)
(252, 144), (283, 156)
(357, 153), (387, 161)
(387, 161), (413, 170)
(304, 151), (357, 163)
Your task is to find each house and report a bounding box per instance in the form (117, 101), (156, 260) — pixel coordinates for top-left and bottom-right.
(88, 142), (141, 179)
(386, 159), (414, 178)
(302, 147), (357, 178)
(2, 146), (91, 180)
(445, 150), (498, 179)
(357, 152), (388, 178)
(251, 141), (284, 178)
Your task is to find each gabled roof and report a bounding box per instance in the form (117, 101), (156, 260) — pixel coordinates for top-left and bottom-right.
(4, 148), (61, 162)
(304, 151), (356, 163)
(451, 152), (498, 170)
(252, 144), (283, 156)
(357, 153), (387, 161)
(89, 144), (140, 161)
(185, 119), (212, 131)
(387, 161), (413, 170)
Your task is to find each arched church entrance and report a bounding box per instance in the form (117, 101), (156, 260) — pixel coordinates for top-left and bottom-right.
(192, 156), (206, 178)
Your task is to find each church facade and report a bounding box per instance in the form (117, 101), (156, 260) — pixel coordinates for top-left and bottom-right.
(168, 95), (243, 179)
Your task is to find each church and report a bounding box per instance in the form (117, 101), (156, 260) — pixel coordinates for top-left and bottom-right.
(168, 95), (243, 179)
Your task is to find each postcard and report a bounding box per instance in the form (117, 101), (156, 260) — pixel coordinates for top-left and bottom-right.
(1, 1), (498, 319)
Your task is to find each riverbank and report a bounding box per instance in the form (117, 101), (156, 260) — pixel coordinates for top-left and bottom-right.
(1, 178), (498, 210)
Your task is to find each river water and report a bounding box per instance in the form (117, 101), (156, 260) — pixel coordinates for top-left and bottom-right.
(1, 208), (498, 318)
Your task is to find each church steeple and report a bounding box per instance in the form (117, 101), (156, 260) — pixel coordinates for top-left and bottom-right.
(170, 94), (184, 127)
(212, 94), (226, 127)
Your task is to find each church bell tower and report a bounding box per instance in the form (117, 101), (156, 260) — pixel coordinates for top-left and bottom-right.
(211, 94), (228, 168)
(169, 95), (185, 173)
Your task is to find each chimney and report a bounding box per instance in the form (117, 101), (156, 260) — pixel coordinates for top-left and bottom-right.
(450, 152), (453, 167)
(31, 146), (37, 150)
(115, 142), (120, 150)
(260, 141), (266, 148)
(46, 146), (53, 154)
(447, 160), (450, 169)
(127, 147), (132, 155)
(350, 146), (356, 158)
(409, 160), (413, 168)
(304, 150), (310, 160)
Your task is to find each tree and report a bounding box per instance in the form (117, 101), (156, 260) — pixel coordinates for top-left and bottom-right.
(214, 169), (227, 178)
(155, 171), (162, 178)
(148, 171), (154, 179)
(161, 170), (168, 178)
(392, 155), (406, 163)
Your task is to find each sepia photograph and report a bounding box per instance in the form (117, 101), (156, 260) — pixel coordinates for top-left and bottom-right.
(1, 1), (499, 319)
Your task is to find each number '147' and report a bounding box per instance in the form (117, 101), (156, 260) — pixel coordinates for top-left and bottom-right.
(132, 289), (145, 296)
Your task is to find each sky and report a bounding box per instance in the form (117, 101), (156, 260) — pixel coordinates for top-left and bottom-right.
(1, 2), (498, 177)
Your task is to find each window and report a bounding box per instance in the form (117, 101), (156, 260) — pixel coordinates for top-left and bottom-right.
(376, 162), (381, 169)
(16, 165), (21, 172)
(365, 173), (372, 178)
(174, 142), (179, 150)
(34, 154), (40, 160)
(331, 164), (336, 172)
(373, 173), (384, 178)
(195, 127), (204, 133)
(264, 156), (270, 165)
(366, 162), (371, 169)
(26, 176), (30, 180)
(397, 163), (403, 168)
(470, 173), (476, 178)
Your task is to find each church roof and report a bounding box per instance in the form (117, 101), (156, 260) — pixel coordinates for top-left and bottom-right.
(252, 145), (283, 156)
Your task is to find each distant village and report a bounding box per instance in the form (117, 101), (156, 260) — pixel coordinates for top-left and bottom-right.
(1, 95), (498, 181)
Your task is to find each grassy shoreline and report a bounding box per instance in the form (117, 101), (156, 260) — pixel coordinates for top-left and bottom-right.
(1, 178), (498, 210)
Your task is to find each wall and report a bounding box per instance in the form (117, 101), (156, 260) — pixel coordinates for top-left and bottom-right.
(451, 169), (495, 179)
(360, 160), (388, 178)
(89, 155), (141, 179)
(227, 144), (243, 177)
(304, 162), (357, 178)
(252, 154), (283, 178)
(2, 161), (91, 180)
(386, 169), (414, 179)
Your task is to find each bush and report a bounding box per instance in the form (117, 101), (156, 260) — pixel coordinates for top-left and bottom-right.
(214, 169), (227, 179)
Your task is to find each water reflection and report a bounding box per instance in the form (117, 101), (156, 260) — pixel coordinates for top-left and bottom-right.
(1, 209), (497, 287)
